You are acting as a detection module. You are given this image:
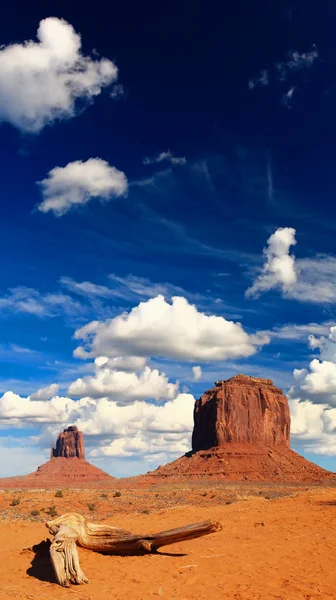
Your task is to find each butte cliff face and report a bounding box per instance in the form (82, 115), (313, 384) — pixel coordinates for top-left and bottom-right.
(192, 375), (290, 452)
(51, 426), (85, 459)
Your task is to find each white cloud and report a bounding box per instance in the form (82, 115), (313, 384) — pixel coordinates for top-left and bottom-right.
(73, 295), (270, 362)
(0, 391), (78, 424)
(290, 397), (326, 441)
(81, 393), (195, 461)
(30, 383), (59, 402)
(249, 46), (319, 107)
(276, 48), (319, 79)
(61, 273), (230, 317)
(292, 360), (336, 406)
(60, 274), (181, 302)
(288, 325), (336, 407)
(37, 158), (128, 216)
(143, 150), (186, 166)
(246, 227), (297, 297)
(289, 396), (336, 456)
(0, 286), (84, 317)
(269, 321), (334, 341)
(289, 257), (336, 303)
(94, 355), (147, 372)
(108, 273), (173, 297)
(282, 86), (296, 108)
(192, 366), (202, 381)
(288, 325), (336, 455)
(248, 69), (269, 89)
(68, 362), (178, 405)
(247, 228), (336, 304)
(60, 277), (123, 299)
(0, 387), (195, 464)
(0, 17), (118, 133)
(308, 326), (336, 362)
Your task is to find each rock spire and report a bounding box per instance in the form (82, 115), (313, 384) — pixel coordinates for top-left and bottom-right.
(51, 425), (85, 459)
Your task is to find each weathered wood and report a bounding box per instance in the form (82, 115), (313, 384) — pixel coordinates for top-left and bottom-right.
(49, 524), (89, 587)
(46, 512), (222, 586)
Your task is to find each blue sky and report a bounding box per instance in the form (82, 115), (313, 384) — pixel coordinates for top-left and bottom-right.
(1, 1), (336, 478)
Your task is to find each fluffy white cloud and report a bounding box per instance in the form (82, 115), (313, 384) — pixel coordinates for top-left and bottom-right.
(289, 397), (336, 456)
(288, 326), (336, 406)
(292, 360), (336, 406)
(79, 392), (195, 461)
(246, 227), (297, 298)
(0, 391), (79, 424)
(290, 398), (326, 441)
(288, 324), (336, 456)
(0, 387), (195, 463)
(0, 18), (118, 133)
(247, 228), (336, 304)
(73, 295), (269, 361)
(68, 362), (178, 405)
(143, 150), (186, 166)
(37, 158), (128, 216)
(192, 366), (202, 381)
(30, 383), (59, 402)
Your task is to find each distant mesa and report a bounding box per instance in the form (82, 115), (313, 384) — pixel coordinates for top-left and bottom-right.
(144, 374), (336, 483)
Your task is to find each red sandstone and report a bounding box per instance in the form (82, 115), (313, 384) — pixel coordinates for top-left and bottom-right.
(192, 374), (290, 451)
(51, 425), (85, 459)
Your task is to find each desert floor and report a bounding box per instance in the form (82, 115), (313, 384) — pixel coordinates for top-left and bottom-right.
(0, 483), (336, 599)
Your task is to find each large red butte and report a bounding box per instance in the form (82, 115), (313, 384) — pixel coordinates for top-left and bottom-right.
(192, 375), (290, 451)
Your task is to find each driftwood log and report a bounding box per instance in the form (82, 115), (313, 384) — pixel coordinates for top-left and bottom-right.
(46, 512), (222, 587)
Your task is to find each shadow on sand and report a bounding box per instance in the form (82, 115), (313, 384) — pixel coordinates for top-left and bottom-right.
(317, 500), (336, 507)
(26, 539), (55, 584)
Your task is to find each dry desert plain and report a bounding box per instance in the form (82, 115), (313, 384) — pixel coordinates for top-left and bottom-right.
(0, 482), (336, 600)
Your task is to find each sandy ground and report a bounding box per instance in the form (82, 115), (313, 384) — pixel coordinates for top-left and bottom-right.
(0, 485), (336, 600)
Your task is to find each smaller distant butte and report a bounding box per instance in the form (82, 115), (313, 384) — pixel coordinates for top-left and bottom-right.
(0, 425), (114, 488)
(51, 425), (85, 459)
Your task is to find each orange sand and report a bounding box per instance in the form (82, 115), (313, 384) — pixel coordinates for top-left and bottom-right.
(0, 485), (335, 599)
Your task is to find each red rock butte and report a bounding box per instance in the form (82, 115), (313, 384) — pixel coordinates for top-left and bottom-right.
(144, 374), (336, 483)
(0, 425), (114, 489)
(50, 425), (85, 459)
(192, 375), (290, 451)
